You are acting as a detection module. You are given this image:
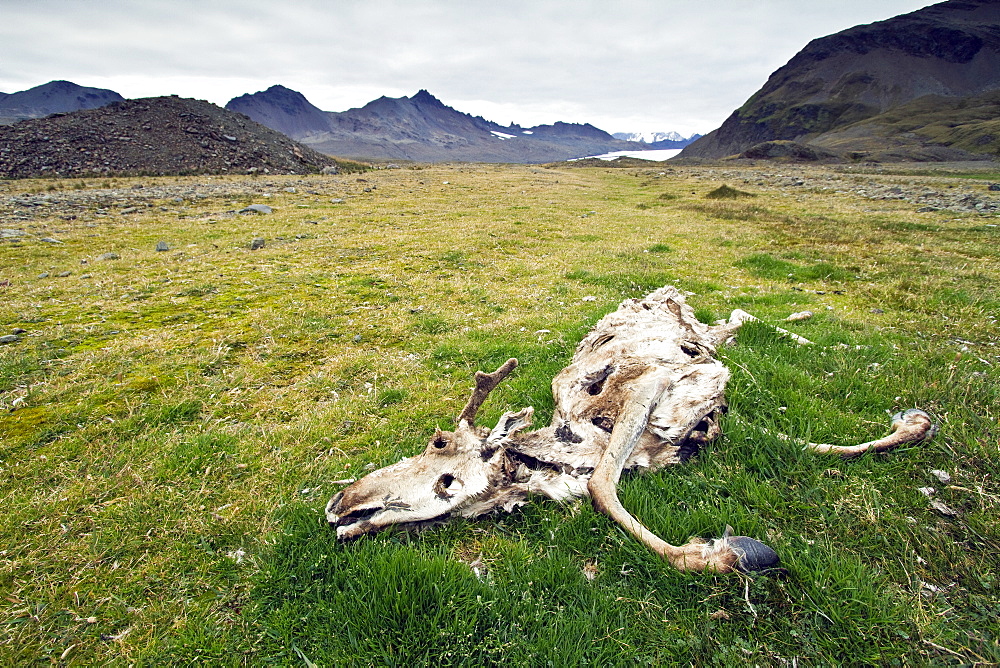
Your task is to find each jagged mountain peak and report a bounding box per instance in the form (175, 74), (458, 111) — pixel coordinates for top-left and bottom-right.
(410, 89), (445, 106)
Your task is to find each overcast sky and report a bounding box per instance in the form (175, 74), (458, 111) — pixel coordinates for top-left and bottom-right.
(1, 0), (941, 137)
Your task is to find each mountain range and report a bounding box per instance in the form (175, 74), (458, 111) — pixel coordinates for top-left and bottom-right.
(681, 0), (1000, 161)
(225, 86), (642, 162)
(612, 131), (701, 148)
(1, 80), (659, 163)
(6, 0), (1000, 166)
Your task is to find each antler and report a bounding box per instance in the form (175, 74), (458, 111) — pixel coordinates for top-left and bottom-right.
(457, 358), (519, 424)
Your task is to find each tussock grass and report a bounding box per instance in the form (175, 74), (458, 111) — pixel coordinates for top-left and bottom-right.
(1, 164), (998, 664)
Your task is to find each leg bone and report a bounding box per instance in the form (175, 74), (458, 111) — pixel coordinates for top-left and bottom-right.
(587, 374), (778, 573)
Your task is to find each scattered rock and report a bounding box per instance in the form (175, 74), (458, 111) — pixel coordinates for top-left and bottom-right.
(12, 328), (26, 335)
(930, 469), (952, 484)
(56, 271), (72, 277)
(930, 499), (958, 516)
(0, 334), (20, 344)
(250, 237), (266, 250)
(353, 334), (362, 343)
(785, 310), (813, 322)
(155, 241), (170, 252)
(989, 183), (1000, 191)
(321, 166), (339, 175)
(330, 198), (345, 204)
(97, 252), (120, 261)
(239, 204), (273, 215)
(1, 229), (27, 239)
(37, 272), (49, 279)
(39, 237), (63, 244)
(917, 487), (936, 497)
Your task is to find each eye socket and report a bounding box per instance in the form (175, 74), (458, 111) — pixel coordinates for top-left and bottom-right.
(432, 436), (448, 449)
(434, 473), (459, 498)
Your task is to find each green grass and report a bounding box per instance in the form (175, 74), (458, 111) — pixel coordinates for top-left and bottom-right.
(1, 164), (998, 664)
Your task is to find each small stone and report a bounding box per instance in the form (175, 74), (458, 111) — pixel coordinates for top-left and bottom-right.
(56, 271), (72, 277)
(916, 206), (937, 213)
(930, 500), (958, 516)
(1, 229), (28, 239)
(12, 328), (26, 335)
(352, 334), (362, 343)
(330, 198), (345, 204)
(239, 204), (273, 215)
(250, 238), (266, 250)
(930, 469), (952, 484)
(581, 296), (597, 302)
(284, 187), (297, 193)
(785, 310), (813, 322)
(989, 183), (1000, 191)
(0, 334), (20, 344)
(40, 237), (63, 244)
(37, 272), (49, 279)
(155, 241), (170, 252)
(321, 166), (339, 175)
(917, 487), (936, 497)
(871, 308), (885, 314)
(97, 252), (120, 261)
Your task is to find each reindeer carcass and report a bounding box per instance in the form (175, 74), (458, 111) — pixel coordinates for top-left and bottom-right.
(326, 286), (935, 573)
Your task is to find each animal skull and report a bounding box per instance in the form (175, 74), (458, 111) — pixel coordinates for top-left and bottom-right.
(326, 286), (935, 573)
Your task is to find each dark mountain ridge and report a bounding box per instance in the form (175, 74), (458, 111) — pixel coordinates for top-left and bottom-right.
(681, 0), (1000, 161)
(0, 80), (124, 125)
(226, 86), (643, 162)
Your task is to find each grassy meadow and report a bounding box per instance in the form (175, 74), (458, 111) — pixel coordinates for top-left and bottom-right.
(1, 162), (998, 665)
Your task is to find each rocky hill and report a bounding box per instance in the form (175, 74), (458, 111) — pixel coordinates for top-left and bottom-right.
(0, 96), (337, 178)
(0, 80), (124, 125)
(227, 86), (641, 162)
(681, 0), (1000, 161)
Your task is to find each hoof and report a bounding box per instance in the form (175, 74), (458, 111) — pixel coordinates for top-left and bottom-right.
(729, 536), (781, 572)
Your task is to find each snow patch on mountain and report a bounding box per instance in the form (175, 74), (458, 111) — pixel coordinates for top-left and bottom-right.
(613, 131), (688, 143)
